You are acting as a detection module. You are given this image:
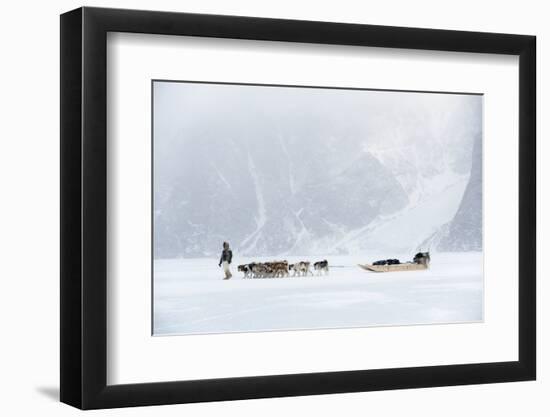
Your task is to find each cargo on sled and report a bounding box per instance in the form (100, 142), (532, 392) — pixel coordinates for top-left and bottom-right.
(358, 252), (430, 273)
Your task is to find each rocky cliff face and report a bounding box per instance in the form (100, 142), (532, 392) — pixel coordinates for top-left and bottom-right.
(435, 132), (482, 251)
(154, 127), (409, 258)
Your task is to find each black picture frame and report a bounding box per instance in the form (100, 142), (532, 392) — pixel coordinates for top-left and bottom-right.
(60, 6), (536, 410)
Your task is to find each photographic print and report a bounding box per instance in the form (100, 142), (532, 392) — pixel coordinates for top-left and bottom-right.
(152, 81), (483, 336)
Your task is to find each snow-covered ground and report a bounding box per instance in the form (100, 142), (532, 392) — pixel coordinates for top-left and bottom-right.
(153, 252), (483, 336)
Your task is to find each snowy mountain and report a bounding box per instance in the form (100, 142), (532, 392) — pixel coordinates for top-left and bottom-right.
(430, 132), (483, 252)
(153, 82), (482, 258)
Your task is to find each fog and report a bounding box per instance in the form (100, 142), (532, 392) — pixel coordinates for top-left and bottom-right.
(153, 81), (482, 258)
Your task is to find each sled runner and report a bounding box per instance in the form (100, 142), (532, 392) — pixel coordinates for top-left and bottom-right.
(358, 262), (428, 272)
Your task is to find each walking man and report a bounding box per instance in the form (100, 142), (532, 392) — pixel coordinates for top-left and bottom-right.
(218, 241), (233, 280)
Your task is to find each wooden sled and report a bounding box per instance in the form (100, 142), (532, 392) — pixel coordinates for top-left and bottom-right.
(358, 262), (429, 273)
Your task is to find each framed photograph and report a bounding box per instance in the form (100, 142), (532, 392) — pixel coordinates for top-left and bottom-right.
(60, 7), (536, 409)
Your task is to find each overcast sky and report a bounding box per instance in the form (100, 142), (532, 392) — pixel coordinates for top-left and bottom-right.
(153, 80), (482, 177)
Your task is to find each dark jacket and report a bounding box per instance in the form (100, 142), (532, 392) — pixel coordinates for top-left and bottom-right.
(219, 249), (232, 265)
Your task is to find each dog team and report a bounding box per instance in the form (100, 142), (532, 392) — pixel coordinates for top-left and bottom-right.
(238, 259), (329, 279)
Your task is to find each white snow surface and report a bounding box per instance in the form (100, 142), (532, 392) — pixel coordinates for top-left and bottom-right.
(153, 252), (483, 336)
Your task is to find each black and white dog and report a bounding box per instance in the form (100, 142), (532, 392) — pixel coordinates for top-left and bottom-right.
(313, 260), (329, 275)
(237, 264), (253, 278)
